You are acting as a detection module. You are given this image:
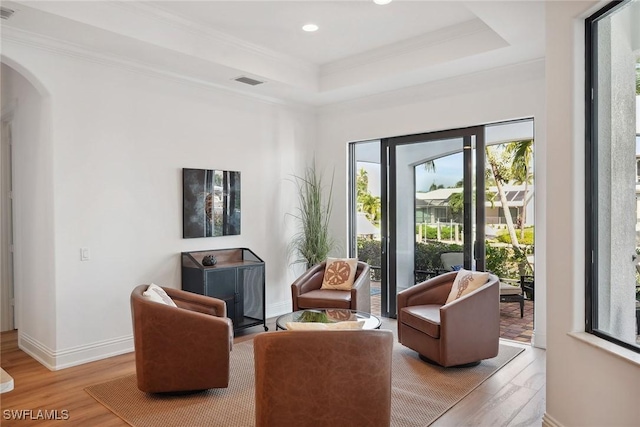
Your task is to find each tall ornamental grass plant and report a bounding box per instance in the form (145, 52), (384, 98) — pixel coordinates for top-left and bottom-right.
(289, 162), (335, 268)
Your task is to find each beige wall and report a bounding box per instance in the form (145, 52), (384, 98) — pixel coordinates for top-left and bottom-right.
(544, 2), (640, 426)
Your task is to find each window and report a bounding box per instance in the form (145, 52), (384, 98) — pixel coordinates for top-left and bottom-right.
(586, 0), (640, 352)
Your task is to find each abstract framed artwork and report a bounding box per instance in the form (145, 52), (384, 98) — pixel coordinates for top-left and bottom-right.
(183, 168), (241, 238)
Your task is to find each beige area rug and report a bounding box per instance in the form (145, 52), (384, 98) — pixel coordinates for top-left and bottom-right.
(86, 323), (523, 427)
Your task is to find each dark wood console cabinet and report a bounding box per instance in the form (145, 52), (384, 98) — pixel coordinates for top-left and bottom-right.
(181, 248), (267, 333)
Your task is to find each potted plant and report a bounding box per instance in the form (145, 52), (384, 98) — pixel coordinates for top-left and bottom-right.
(289, 161), (335, 269)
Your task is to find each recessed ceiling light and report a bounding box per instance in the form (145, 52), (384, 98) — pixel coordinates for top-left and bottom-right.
(373, 0), (393, 5)
(302, 23), (319, 32)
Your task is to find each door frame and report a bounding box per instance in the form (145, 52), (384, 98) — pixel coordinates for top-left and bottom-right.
(1, 117), (15, 331)
(380, 126), (486, 317)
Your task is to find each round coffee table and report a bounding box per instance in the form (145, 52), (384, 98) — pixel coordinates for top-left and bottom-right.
(276, 309), (381, 330)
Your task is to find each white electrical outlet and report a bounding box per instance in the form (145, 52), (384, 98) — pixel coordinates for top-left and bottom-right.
(81, 247), (90, 261)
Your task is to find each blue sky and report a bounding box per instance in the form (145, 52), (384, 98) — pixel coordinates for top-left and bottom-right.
(358, 152), (464, 196)
(415, 152), (463, 191)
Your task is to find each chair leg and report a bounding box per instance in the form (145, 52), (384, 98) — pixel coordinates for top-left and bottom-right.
(519, 296), (524, 318)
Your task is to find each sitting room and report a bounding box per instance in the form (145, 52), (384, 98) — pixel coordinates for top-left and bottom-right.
(1, 1), (639, 426)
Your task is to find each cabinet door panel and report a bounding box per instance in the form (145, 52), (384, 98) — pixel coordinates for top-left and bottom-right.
(239, 266), (264, 319)
(205, 269), (237, 321)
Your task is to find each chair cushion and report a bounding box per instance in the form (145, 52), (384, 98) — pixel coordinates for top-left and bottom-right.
(297, 289), (351, 309)
(320, 258), (358, 290)
(499, 282), (522, 295)
(143, 284), (177, 307)
(400, 305), (441, 339)
(445, 269), (489, 304)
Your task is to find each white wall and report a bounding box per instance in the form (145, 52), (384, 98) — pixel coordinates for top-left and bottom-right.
(544, 1), (640, 426)
(317, 59), (547, 349)
(1, 61), (56, 363)
(1, 39), (313, 369)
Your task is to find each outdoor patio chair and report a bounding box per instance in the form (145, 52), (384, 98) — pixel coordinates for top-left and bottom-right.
(500, 279), (525, 317)
(440, 252), (463, 271)
(520, 275), (535, 301)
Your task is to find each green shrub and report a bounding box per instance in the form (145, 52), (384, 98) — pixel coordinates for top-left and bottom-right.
(357, 236), (534, 282)
(496, 227), (534, 245)
(357, 237), (382, 280)
(415, 241), (463, 271)
(486, 243), (534, 279)
(485, 244), (511, 278)
(416, 224), (461, 240)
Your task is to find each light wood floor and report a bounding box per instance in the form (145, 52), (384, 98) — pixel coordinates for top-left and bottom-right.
(0, 318), (545, 427)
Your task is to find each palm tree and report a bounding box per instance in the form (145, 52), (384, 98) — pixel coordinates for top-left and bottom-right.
(356, 168), (381, 224)
(448, 191), (464, 223)
(423, 160), (436, 172)
(636, 59), (639, 95)
(486, 145), (520, 248)
(506, 140), (533, 240)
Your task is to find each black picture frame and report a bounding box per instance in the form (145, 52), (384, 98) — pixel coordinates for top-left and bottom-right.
(183, 168), (241, 238)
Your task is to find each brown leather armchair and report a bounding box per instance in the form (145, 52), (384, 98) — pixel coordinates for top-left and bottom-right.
(130, 285), (233, 393)
(291, 261), (371, 312)
(397, 271), (500, 367)
(254, 329), (393, 427)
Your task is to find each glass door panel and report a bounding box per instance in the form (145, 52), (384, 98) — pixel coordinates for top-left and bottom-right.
(394, 137), (465, 294)
(382, 128), (484, 317)
(349, 120), (534, 320)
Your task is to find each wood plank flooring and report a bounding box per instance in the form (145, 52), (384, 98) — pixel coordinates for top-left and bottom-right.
(0, 318), (545, 426)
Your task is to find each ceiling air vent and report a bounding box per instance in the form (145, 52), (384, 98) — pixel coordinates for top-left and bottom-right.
(1, 7), (16, 20)
(233, 76), (265, 86)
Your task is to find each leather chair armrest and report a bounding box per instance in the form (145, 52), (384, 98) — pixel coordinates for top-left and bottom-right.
(291, 262), (326, 310)
(397, 271), (457, 309)
(164, 286), (227, 318)
(138, 301), (231, 345)
(351, 262), (371, 312)
(439, 277), (499, 358)
(132, 299), (233, 371)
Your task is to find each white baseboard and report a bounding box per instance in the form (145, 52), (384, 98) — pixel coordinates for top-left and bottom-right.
(542, 413), (564, 427)
(19, 333), (56, 370)
(19, 332), (133, 371)
(266, 300), (292, 319)
(531, 330), (547, 349)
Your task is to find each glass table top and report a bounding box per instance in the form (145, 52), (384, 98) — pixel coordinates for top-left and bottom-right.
(276, 309), (381, 330)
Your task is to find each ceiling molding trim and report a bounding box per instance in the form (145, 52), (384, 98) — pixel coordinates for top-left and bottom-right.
(318, 58), (545, 114)
(1, 27), (313, 110)
(112, 1), (317, 76)
(321, 18), (504, 77)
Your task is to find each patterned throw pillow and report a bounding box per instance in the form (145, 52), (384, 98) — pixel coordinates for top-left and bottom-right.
(320, 258), (358, 291)
(445, 269), (489, 304)
(143, 283), (178, 307)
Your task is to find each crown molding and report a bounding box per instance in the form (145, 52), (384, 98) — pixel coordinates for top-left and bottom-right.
(109, 1), (317, 76)
(318, 58), (545, 114)
(321, 18), (504, 77)
(1, 26), (314, 110)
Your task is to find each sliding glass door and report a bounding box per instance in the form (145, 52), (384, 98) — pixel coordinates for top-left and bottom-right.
(380, 127), (485, 317)
(349, 119), (535, 319)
